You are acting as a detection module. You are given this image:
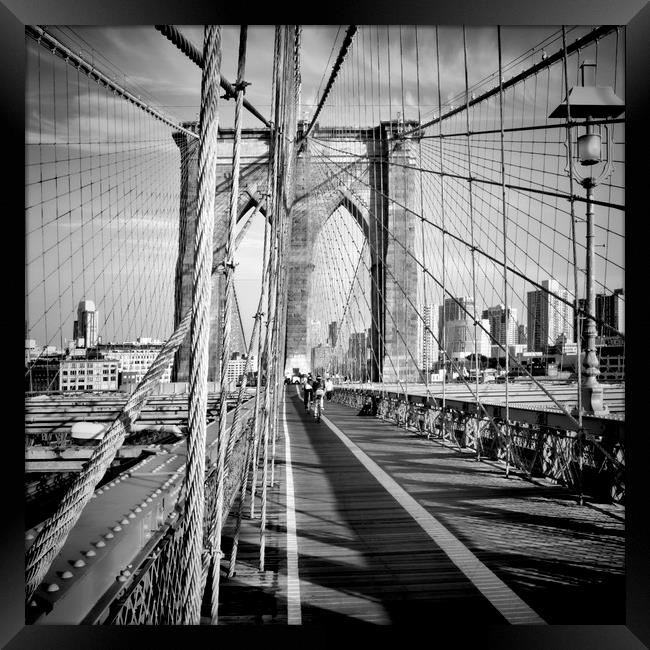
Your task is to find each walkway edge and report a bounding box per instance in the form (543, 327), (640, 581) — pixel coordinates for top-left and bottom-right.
(283, 395), (302, 624)
(320, 412), (546, 626)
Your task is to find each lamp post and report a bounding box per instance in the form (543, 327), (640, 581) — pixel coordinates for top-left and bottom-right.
(550, 60), (624, 415)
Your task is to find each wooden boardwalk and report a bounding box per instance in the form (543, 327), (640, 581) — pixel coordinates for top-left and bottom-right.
(216, 387), (625, 625)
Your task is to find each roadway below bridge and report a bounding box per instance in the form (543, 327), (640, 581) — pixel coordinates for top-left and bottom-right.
(216, 384), (624, 625)
(26, 396), (256, 624)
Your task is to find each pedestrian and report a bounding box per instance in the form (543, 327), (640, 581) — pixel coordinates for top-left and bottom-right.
(303, 374), (313, 411)
(325, 376), (334, 401)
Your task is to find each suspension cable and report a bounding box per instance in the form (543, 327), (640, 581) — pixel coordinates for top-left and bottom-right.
(301, 26), (358, 141)
(154, 24), (271, 128)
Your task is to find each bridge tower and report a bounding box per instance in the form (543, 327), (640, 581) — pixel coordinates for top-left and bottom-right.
(285, 120), (422, 383)
(171, 123), (269, 383)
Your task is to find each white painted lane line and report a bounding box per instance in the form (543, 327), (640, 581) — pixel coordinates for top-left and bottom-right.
(283, 395), (302, 624)
(320, 413), (546, 625)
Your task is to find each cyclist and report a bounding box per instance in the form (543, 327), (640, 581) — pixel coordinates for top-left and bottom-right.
(312, 375), (325, 420)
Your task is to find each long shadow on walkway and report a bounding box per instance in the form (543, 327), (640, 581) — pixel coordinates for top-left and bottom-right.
(282, 391), (508, 625)
(298, 395), (625, 624)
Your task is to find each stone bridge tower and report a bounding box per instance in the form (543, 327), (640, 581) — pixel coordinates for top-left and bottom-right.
(285, 120), (422, 383)
(171, 123), (269, 382)
(172, 120), (421, 385)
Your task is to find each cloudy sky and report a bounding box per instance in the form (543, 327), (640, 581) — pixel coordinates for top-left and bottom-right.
(25, 25), (624, 350)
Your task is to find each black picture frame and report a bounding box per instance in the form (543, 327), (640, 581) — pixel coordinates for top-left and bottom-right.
(3, 0), (648, 647)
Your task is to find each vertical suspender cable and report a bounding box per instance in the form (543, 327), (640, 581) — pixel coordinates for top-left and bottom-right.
(260, 26), (283, 571)
(497, 26), (512, 475)
(228, 287), (265, 577)
(208, 25), (247, 624)
(180, 24), (221, 625)
(250, 32), (280, 520)
(561, 25), (584, 504)
(462, 26), (482, 460)
(249, 196), (272, 518)
(436, 27), (448, 423)
(415, 26), (429, 389)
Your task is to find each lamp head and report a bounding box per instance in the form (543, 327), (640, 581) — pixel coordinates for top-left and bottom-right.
(548, 86), (625, 120)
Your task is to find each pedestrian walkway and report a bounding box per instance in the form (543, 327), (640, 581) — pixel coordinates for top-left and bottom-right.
(215, 387), (625, 625)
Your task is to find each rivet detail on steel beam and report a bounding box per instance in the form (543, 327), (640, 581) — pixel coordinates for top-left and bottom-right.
(85, 549), (96, 557)
(61, 570), (73, 579)
(46, 583), (60, 592)
(95, 540), (106, 547)
(112, 525), (122, 532)
(105, 532), (115, 539)
(73, 559), (86, 567)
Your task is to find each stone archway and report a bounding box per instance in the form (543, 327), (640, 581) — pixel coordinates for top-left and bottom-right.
(285, 121), (422, 383)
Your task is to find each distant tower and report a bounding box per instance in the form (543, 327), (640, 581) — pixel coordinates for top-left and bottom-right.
(418, 304), (439, 373)
(527, 280), (573, 352)
(230, 288), (248, 356)
(482, 304), (518, 347)
(75, 299), (99, 348)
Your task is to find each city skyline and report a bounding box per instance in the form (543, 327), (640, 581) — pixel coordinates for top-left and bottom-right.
(304, 280), (624, 379)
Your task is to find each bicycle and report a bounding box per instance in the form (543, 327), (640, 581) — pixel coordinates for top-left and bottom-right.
(314, 389), (324, 422)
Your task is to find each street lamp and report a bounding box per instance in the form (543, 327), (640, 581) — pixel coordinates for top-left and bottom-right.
(549, 60), (624, 415)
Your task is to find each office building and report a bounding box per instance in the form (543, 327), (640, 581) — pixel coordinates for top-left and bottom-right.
(596, 288), (624, 337)
(311, 343), (333, 377)
(527, 280), (574, 352)
(482, 305), (518, 349)
(25, 358), (61, 393)
(73, 299), (99, 348)
(103, 343), (173, 387)
(517, 324), (527, 345)
(418, 304), (439, 372)
(444, 318), (491, 360)
(327, 321), (338, 348)
(59, 358), (119, 391)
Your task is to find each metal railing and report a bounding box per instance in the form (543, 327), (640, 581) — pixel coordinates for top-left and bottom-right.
(334, 388), (624, 504)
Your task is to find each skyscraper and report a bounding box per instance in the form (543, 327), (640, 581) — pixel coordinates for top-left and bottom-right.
(517, 324), (527, 345)
(348, 331), (367, 379)
(439, 296), (474, 325)
(418, 304), (439, 372)
(73, 299), (99, 348)
(482, 304), (518, 348)
(437, 297), (492, 361)
(327, 321), (338, 348)
(596, 288), (624, 337)
(527, 280), (574, 352)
